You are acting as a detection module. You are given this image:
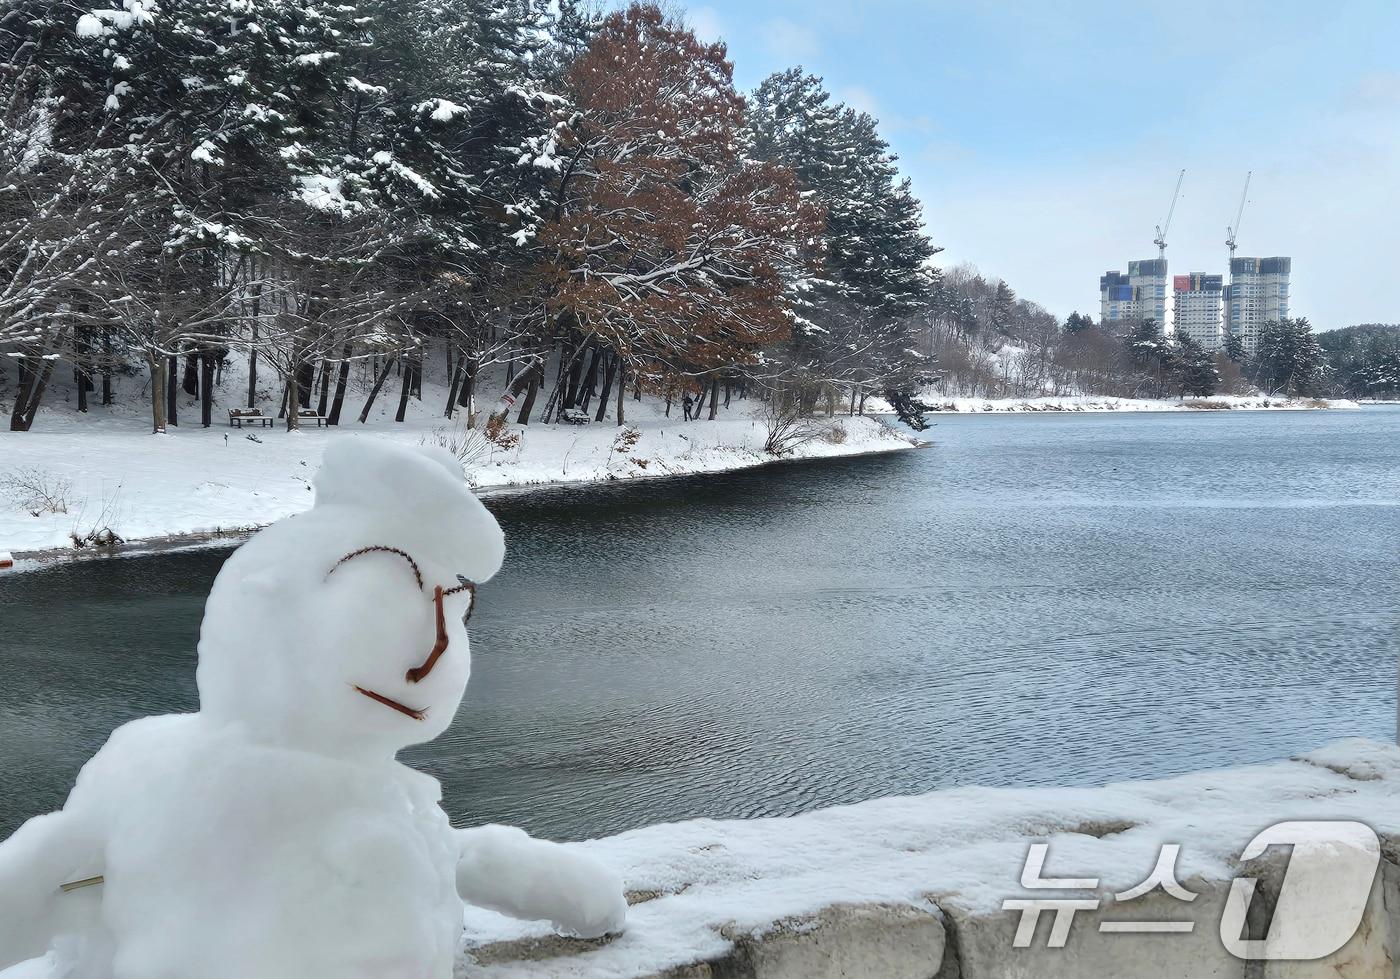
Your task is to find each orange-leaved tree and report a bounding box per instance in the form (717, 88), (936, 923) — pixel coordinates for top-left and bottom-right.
(537, 4), (822, 409)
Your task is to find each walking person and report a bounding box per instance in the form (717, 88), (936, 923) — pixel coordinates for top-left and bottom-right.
(682, 393), (694, 421)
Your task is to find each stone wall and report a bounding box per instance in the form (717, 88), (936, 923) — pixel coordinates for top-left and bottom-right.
(457, 740), (1400, 978)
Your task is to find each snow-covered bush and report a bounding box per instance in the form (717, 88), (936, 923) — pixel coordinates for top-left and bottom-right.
(822, 420), (848, 444)
(0, 468), (71, 516)
(762, 398), (818, 456)
(423, 423), (490, 470)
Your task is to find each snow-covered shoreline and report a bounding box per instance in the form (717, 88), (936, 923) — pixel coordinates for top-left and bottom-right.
(0, 409), (916, 563)
(913, 394), (1360, 413)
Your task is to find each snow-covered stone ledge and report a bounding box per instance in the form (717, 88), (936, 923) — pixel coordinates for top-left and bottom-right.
(464, 740), (1400, 978)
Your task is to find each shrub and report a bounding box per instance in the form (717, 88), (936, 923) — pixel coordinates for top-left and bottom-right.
(483, 413), (520, 451)
(762, 396), (818, 456)
(1, 468), (71, 516)
(423, 422), (491, 470)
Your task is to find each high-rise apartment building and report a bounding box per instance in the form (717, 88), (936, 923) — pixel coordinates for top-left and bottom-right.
(1099, 258), (1168, 329)
(1172, 273), (1224, 351)
(1226, 257), (1291, 354)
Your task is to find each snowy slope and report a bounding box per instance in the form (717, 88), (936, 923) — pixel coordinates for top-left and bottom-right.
(0, 364), (914, 556)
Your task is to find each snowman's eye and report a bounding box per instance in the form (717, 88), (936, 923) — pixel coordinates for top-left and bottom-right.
(326, 545), (424, 591)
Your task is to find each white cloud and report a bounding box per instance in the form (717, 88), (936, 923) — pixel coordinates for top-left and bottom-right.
(688, 6), (725, 44)
(759, 17), (820, 65)
(839, 86), (880, 118)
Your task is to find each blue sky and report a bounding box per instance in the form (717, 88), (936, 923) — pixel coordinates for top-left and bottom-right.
(681, 1), (1400, 327)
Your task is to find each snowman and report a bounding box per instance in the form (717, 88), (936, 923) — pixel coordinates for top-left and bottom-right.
(0, 438), (627, 978)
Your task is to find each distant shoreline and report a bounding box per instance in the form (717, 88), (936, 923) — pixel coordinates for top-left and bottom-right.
(916, 395), (1360, 413)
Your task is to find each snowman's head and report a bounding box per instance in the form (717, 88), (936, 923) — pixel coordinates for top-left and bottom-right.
(195, 437), (505, 760)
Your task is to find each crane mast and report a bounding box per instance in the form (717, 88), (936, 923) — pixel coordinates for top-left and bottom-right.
(1226, 171), (1252, 260)
(1153, 169), (1185, 260)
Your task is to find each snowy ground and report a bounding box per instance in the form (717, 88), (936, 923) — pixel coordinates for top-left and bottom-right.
(0, 369), (915, 557)
(461, 738), (1400, 977)
(894, 394), (1360, 413)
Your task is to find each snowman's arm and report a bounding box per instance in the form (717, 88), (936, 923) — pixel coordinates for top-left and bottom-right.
(0, 810), (100, 970)
(454, 825), (626, 939)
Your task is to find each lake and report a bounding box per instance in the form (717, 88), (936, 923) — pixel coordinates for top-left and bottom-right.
(2, 407), (1397, 841)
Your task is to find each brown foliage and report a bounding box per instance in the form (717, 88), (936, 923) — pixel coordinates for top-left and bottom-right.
(539, 4), (821, 380)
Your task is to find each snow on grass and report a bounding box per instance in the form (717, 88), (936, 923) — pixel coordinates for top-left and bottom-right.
(459, 739), (1400, 977)
(0, 375), (914, 557)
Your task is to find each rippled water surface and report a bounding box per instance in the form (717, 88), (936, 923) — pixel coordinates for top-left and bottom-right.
(2, 408), (1398, 840)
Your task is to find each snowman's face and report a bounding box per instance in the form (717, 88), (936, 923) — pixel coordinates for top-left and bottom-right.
(309, 543), (479, 752)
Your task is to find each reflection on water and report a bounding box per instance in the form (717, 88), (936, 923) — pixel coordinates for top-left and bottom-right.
(2, 408), (1398, 840)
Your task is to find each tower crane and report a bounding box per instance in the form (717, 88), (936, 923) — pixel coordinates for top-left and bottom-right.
(1153, 169), (1185, 260)
(1226, 171), (1252, 260)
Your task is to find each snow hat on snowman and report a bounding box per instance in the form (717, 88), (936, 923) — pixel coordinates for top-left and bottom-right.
(195, 437), (505, 760)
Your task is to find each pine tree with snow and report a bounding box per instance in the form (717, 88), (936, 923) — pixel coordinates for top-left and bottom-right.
(747, 69), (938, 414)
(1176, 334), (1219, 397)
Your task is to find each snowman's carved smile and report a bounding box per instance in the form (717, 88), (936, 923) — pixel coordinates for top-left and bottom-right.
(353, 685), (427, 721)
(326, 545), (479, 722)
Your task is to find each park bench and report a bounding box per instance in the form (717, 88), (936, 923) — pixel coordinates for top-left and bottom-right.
(298, 410), (328, 428)
(228, 408), (273, 429)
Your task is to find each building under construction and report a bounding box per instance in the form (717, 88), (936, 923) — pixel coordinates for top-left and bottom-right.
(1226, 257), (1291, 355)
(1099, 258), (1168, 328)
(1173, 274), (1224, 351)
(1096, 171), (1291, 355)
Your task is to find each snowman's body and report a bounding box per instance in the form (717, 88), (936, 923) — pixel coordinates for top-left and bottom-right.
(0, 441), (626, 979)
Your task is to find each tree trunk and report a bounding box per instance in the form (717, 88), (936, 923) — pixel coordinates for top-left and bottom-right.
(74, 328), (92, 413)
(693, 383), (708, 419)
(183, 352), (199, 397)
(516, 371), (540, 425)
(482, 354), (541, 428)
(9, 353), (35, 431)
(102, 328), (114, 406)
(395, 358), (413, 422)
(297, 361), (314, 409)
(200, 351), (214, 427)
(596, 355), (618, 422)
(148, 354), (167, 434)
(445, 361), (465, 418)
(284, 373), (301, 431)
(328, 344), (353, 425)
(166, 354), (179, 426)
(247, 283), (263, 409)
(563, 344), (587, 410)
(358, 354), (398, 424)
(708, 375), (720, 420)
(316, 358), (331, 417)
(577, 345), (601, 412)
(616, 361), (626, 427)
(459, 359), (475, 417)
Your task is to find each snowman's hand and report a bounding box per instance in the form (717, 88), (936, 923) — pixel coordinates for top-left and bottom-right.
(455, 825), (627, 939)
(0, 810), (101, 971)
